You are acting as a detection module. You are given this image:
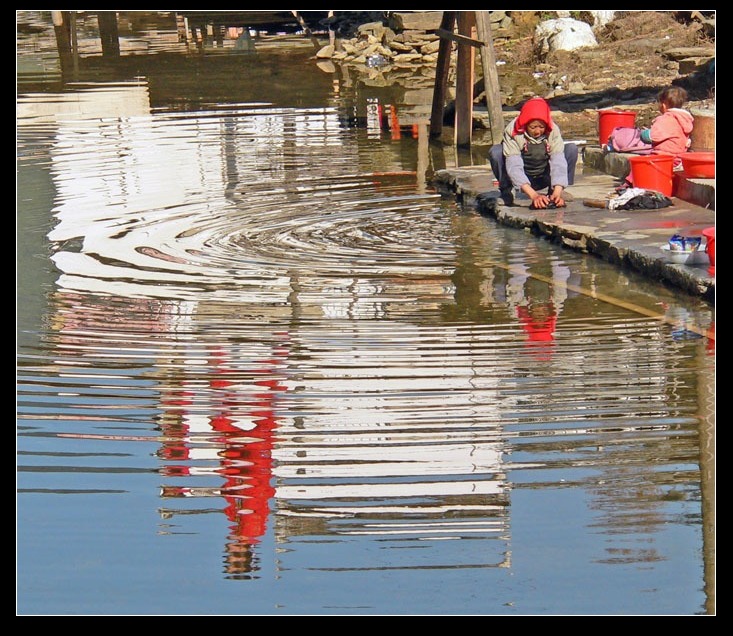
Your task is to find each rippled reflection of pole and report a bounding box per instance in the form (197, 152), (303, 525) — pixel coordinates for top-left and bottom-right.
(98, 11), (121, 58)
(51, 11), (74, 79)
(698, 344), (715, 614)
(416, 122), (428, 194)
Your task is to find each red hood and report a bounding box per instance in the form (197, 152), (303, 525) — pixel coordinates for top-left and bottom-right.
(513, 97), (554, 135)
(668, 108), (695, 135)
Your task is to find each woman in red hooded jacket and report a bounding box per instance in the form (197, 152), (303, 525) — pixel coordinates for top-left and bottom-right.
(488, 96), (577, 209)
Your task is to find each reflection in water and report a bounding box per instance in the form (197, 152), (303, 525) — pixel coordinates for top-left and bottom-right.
(17, 21), (714, 613)
(156, 338), (286, 579)
(507, 247), (572, 361)
(270, 320), (510, 573)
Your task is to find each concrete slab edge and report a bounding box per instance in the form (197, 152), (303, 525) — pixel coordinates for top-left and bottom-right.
(432, 169), (715, 305)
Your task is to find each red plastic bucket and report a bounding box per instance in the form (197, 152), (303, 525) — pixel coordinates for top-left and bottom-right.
(702, 226), (715, 276)
(628, 154), (674, 196)
(680, 151), (715, 178)
(598, 109), (637, 146)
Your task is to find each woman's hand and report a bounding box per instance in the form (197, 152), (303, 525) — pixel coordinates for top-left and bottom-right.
(549, 186), (566, 208)
(531, 193), (552, 209)
(522, 185), (549, 208)
(523, 185), (566, 209)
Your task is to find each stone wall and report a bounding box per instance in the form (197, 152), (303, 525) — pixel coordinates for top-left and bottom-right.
(315, 11), (514, 74)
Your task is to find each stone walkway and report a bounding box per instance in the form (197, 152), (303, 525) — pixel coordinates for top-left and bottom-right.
(431, 148), (715, 304)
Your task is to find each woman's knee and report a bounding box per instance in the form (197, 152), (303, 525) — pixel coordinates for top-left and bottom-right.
(489, 144), (503, 162)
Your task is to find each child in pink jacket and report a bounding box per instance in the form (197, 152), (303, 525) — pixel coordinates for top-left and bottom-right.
(609, 86), (694, 186)
(640, 86), (694, 164)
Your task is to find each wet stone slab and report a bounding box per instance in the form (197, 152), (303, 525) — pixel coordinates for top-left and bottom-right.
(431, 165), (715, 304)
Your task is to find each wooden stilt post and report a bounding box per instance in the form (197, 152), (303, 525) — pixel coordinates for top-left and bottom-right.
(69, 11), (79, 75)
(97, 11), (120, 57)
(474, 11), (504, 145)
(51, 11), (74, 76)
(291, 11), (322, 52)
(416, 122), (428, 193)
(429, 11), (456, 139)
(454, 12), (475, 148)
(327, 10), (336, 48)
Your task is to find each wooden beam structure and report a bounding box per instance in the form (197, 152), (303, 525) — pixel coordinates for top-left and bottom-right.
(429, 10), (505, 148)
(429, 12), (456, 139)
(435, 27), (484, 48)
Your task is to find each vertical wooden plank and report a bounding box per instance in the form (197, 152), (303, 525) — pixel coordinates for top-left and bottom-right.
(455, 12), (475, 148)
(474, 11), (505, 145)
(429, 12), (456, 139)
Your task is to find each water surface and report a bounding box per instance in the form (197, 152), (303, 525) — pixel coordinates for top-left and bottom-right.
(17, 12), (714, 615)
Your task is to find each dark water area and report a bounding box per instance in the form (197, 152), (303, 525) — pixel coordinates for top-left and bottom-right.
(17, 12), (714, 615)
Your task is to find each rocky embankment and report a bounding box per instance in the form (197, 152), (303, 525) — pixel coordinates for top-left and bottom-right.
(314, 10), (715, 138)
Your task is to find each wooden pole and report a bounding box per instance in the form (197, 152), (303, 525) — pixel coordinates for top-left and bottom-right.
(69, 11), (79, 75)
(429, 12), (456, 139)
(327, 10), (336, 48)
(291, 11), (322, 52)
(474, 11), (505, 145)
(416, 122), (428, 193)
(454, 12), (475, 148)
(51, 11), (74, 76)
(97, 11), (121, 57)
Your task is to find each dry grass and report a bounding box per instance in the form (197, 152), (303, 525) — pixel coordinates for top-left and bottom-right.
(598, 11), (710, 47)
(500, 11), (713, 99)
(501, 11), (712, 69)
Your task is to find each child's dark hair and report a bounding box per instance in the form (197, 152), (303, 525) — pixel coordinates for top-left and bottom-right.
(658, 86), (688, 109)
